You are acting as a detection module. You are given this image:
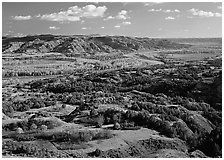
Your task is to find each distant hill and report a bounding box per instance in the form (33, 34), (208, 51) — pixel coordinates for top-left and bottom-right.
(168, 38), (222, 46)
(2, 34), (189, 54)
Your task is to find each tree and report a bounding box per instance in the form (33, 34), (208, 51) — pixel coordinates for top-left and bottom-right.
(131, 102), (141, 111)
(112, 113), (121, 123)
(114, 122), (121, 130)
(96, 115), (104, 128)
(30, 123), (38, 130)
(90, 109), (98, 117)
(16, 127), (24, 134)
(40, 125), (48, 131)
(61, 104), (66, 109)
(94, 148), (102, 157)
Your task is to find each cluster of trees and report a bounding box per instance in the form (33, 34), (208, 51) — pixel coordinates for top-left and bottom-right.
(86, 54), (125, 61)
(29, 78), (58, 89)
(128, 100), (218, 134)
(3, 70), (64, 78)
(4, 128), (113, 146)
(187, 125), (222, 157)
(3, 61), (221, 157)
(61, 92), (123, 106)
(25, 65), (219, 110)
(38, 68), (196, 98)
(27, 67), (221, 114)
(86, 101), (221, 157)
(3, 97), (56, 116)
(44, 78), (117, 94)
(2, 140), (69, 158)
(198, 126), (222, 157)
(94, 108), (186, 139)
(2, 115), (62, 132)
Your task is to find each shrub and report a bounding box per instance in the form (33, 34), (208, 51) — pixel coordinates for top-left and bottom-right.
(30, 123), (38, 130)
(78, 131), (93, 142)
(16, 127), (24, 134)
(2, 102), (14, 117)
(90, 109), (98, 117)
(31, 129), (113, 143)
(94, 148), (102, 157)
(61, 104), (66, 108)
(40, 125), (48, 131)
(17, 120), (29, 131)
(92, 129), (113, 140)
(113, 122), (121, 130)
(112, 113), (122, 123)
(2, 140), (69, 157)
(95, 115), (104, 128)
(198, 126), (222, 157)
(14, 134), (36, 141)
(45, 120), (55, 129)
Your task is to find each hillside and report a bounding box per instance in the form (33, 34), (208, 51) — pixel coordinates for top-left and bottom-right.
(2, 34), (189, 54)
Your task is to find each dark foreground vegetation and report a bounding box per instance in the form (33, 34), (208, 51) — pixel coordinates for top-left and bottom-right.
(3, 63), (222, 157)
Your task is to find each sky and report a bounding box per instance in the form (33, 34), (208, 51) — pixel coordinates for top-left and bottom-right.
(2, 2), (222, 38)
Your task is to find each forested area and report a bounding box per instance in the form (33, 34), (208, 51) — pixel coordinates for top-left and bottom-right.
(3, 64), (222, 157)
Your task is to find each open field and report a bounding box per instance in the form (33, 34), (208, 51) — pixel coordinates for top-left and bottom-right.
(166, 53), (220, 61)
(2, 35), (222, 158)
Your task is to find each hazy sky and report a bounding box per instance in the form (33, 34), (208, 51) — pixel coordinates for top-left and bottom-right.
(2, 2), (222, 38)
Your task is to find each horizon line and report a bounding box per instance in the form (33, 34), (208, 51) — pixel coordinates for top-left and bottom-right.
(2, 34), (222, 39)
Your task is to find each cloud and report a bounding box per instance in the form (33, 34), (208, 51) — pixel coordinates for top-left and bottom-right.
(149, 9), (180, 13)
(41, 4), (107, 22)
(104, 15), (115, 20)
(105, 10), (130, 21)
(35, 14), (41, 18)
(116, 10), (129, 20)
(122, 21), (131, 25)
(163, 9), (172, 13)
(144, 3), (150, 6)
(41, 12), (80, 22)
(12, 15), (32, 20)
(81, 5), (107, 18)
(188, 8), (222, 17)
(174, 9), (180, 13)
(81, 27), (87, 30)
(165, 16), (175, 20)
(114, 21), (131, 29)
(148, 8), (162, 12)
(163, 9), (180, 13)
(153, 2), (164, 4)
(49, 26), (60, 30)
(144, 2), (165, 6)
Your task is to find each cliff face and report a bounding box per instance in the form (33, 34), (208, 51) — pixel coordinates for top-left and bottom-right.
(2, 35), (189, 54)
